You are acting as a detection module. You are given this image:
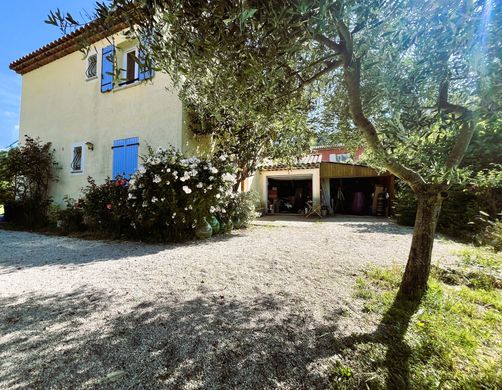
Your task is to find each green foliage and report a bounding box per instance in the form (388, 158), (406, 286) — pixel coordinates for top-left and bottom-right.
(226, 191), (259, 227)
(81, 177), (132, 237)
(0, 136), (58, 228)
(50, 197), (85, 234)
(342, 263), (502, 389)
(127, 147), (236, 241)
(75, 148), (237, 241)
(395, 164), (502, 243)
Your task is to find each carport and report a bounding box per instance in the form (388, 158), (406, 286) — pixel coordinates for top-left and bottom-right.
(320, 162), (395, 216)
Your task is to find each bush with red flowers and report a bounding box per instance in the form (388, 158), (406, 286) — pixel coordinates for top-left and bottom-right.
(80, 176), (133, 237)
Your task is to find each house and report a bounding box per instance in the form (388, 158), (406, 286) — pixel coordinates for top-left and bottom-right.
(10, 22), (394, 217)
(247, 145), (395, 217)
(9, 20), (204, 205)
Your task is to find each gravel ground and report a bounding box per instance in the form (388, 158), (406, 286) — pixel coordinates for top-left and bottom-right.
(0, 216), (466, 389)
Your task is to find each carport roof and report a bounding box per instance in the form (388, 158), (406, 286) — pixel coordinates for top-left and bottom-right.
(259, 154), (323, 170)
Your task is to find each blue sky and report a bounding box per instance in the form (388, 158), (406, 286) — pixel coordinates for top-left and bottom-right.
(0, 1), (100, 149)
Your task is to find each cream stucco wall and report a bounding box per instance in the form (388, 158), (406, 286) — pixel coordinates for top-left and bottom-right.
(18, 32), (204, 204)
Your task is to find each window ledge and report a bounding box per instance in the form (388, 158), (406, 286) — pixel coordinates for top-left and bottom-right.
(113, 81), (141, 92)
(70, 170), (83, 175)
(86, 76), (98, 82)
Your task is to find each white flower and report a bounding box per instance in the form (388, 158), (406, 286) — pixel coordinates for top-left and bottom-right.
(210, 206), (216, 213)
(166, 168), (171, 173)
(210, 167), (218, 174)
(208, 185), (213, 190)
(216, 194), (221, 199)
(222, 172), (236, 183)
(180, 172), (190, 182)
(151, 196), (159, 203)
(219, 154), (227, 161)
(196, 182), (203, 188)
(183, 186), (192, 194)
(139, 167), (146, 174)
(153, 175), (162, 183)
(209, 176), (214, 181)
(128, 193), (136, 200)
(142, 201), (148, 208)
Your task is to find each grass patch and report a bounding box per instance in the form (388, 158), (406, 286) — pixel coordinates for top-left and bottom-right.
(332, 258), (502, 389)
(457, 247), (502, 271)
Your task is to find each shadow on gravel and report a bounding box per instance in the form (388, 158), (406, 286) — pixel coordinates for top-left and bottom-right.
(0, 288), (345, 389)
(342, 222), (413, 235)
(0, 229), (244, 273)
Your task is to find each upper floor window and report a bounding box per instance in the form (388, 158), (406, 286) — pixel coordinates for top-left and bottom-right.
(329, 153), (351, 163)
(86, 54), (97, 80)
(121, 48), (139, 85)
(101, 44), (155, 93)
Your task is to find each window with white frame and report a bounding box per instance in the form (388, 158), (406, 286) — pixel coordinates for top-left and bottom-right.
(85, 54), (97, 79)
(329, 153), (351, 163)
(121, 48), (139, 85)
(70, 143), (85, 173)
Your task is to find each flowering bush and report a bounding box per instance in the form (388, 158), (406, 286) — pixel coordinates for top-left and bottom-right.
(225, 191), (259, 227)
(80, 177), (132, 237)
(127, 147), (236, 241)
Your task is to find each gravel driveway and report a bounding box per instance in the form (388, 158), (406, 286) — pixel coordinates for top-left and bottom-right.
(0, 216), (464, 389)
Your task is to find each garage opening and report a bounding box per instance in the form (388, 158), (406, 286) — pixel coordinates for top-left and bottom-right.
(330, 177), (391, 216)
(267, 178), (312, 214)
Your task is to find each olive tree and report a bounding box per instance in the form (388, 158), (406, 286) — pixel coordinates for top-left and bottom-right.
(51, 0), (501, 299)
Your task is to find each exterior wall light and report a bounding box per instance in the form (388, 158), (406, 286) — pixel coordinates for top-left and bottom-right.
(85, 142), (94, 151)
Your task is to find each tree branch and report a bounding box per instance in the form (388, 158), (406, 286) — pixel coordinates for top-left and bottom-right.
(336, 18), (426, 189)
(299, 59), (344, 88)
(313, 33), (343, 53)
(438, 80), (476, 169)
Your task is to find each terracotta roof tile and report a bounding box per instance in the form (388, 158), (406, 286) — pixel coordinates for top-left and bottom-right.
(9, 20), (126, 75)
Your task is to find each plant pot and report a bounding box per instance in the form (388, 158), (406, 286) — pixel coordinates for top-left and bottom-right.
(195, 217), (213, 240)
(209, 215), (220, 235)
(232, 216), (243, 229)
(219, 220), (227, 233)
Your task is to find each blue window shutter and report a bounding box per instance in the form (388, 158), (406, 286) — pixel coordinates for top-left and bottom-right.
(101, 45), (115, 92)
(124, 137), (139, 179)
(138, 49), (154, 81)
(112, 139), (126, 179)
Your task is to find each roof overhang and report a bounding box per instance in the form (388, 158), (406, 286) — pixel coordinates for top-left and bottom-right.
(9, 19), (127, 75)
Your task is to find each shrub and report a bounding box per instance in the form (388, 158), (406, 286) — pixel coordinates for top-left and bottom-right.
(0, 136), (58, 228)
(394, 165), (502, 242)
(127, 147), (236, 241)
(50, 197), (85, 234)
(80, 177), (132, 237)
(226, 191), (259, 227)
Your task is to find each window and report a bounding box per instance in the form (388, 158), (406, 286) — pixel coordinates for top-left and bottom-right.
(101, 44), (154, 93)
(329, 153), (351, 163)
(121, 49), (139, 86)
(112, 137), (139, 179)
(86, 54), (97, 79)
(70, 144), (84, 173)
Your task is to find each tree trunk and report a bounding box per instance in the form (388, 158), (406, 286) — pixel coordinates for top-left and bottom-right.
(399, 191), (444, 300)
